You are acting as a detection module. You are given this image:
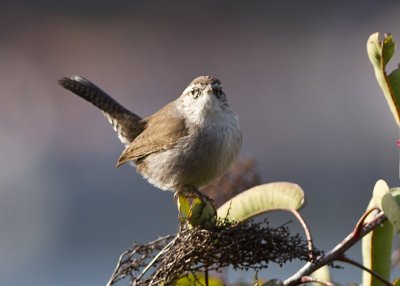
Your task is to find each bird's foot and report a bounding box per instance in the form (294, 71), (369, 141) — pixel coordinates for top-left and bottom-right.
(174, 185), (210, 204)
(174, 185), (216, 229)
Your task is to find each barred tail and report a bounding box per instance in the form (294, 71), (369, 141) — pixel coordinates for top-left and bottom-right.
(58, 75), (143, 145)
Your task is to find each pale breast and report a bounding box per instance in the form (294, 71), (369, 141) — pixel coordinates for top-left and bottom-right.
(138, 112), (242, 191)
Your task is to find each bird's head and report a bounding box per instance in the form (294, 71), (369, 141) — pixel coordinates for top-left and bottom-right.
(178, 76), (230, 125)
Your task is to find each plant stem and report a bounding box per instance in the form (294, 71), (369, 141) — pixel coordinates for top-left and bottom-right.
(282, 211), (387, 286)
(338, 256), (392, 286)
(353, 207), (379, 237)
(290, 209), (315, 260)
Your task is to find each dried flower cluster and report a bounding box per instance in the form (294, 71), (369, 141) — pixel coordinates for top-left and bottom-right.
(107, 219), (319, 286)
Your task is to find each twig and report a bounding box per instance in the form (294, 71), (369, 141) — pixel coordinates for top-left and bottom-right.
(338, 256), (393, 286)
(137, 237), (176, 280)
(106, 234), (174, 286)
(353, 207), (379, 237)
(289, 209), (315, 260)
(282, 211), (387, 286)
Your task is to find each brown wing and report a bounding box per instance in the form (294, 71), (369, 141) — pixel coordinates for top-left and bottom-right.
(116, 101), (187, 166)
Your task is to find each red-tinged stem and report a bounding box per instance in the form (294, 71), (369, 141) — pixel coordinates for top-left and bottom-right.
(353, 207), (379, 238)
(282, 211), (387, 286)
(338, 256), (393, 286)
(289, 209), (315, 260)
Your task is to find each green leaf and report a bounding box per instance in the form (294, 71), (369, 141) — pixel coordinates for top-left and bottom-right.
(372, 179), (390, 209)
(362, 220), (393, 286)
(177, 193), (217, 229)
(367, 32), (400, 126)
(177, 193), (191, 221)
(390, 187), (400, 200)
(372, 180), (400, 233)
(382, 189), (400, 233)
(382, 34), (395, 66)
(311, 266), (332, 286)
(362, 180), (395, 286)
(217, 182), (305, 222)
(174, 273), (223, 286)
(189, 197), (217, 229)
(393, 278), (400, 286)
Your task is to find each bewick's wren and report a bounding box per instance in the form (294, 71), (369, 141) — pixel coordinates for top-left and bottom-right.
(58, 75), (242, 193)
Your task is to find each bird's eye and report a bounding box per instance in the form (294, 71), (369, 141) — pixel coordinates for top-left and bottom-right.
(215, 87), (223, 99)
(190, 87), (201, 98)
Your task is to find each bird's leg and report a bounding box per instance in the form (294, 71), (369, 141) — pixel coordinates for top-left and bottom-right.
(175, 184), (211, 204)
(174, 185), (216, 228)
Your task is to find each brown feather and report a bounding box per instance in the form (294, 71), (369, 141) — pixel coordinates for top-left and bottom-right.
(116, 101), (188, 166)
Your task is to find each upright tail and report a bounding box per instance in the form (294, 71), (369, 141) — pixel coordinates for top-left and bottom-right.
(58, 76), (143, 146)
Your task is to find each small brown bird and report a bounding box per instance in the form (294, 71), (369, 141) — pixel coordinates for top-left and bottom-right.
(59, 76), (242, 193)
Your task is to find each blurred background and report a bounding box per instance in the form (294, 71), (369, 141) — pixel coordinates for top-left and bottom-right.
(1, 0), (400, 285)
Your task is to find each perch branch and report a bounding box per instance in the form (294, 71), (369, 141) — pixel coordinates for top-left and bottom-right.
(282, 211), (387, 286)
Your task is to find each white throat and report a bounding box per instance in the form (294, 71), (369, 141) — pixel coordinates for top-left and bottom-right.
(178, 91), (222, 126)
